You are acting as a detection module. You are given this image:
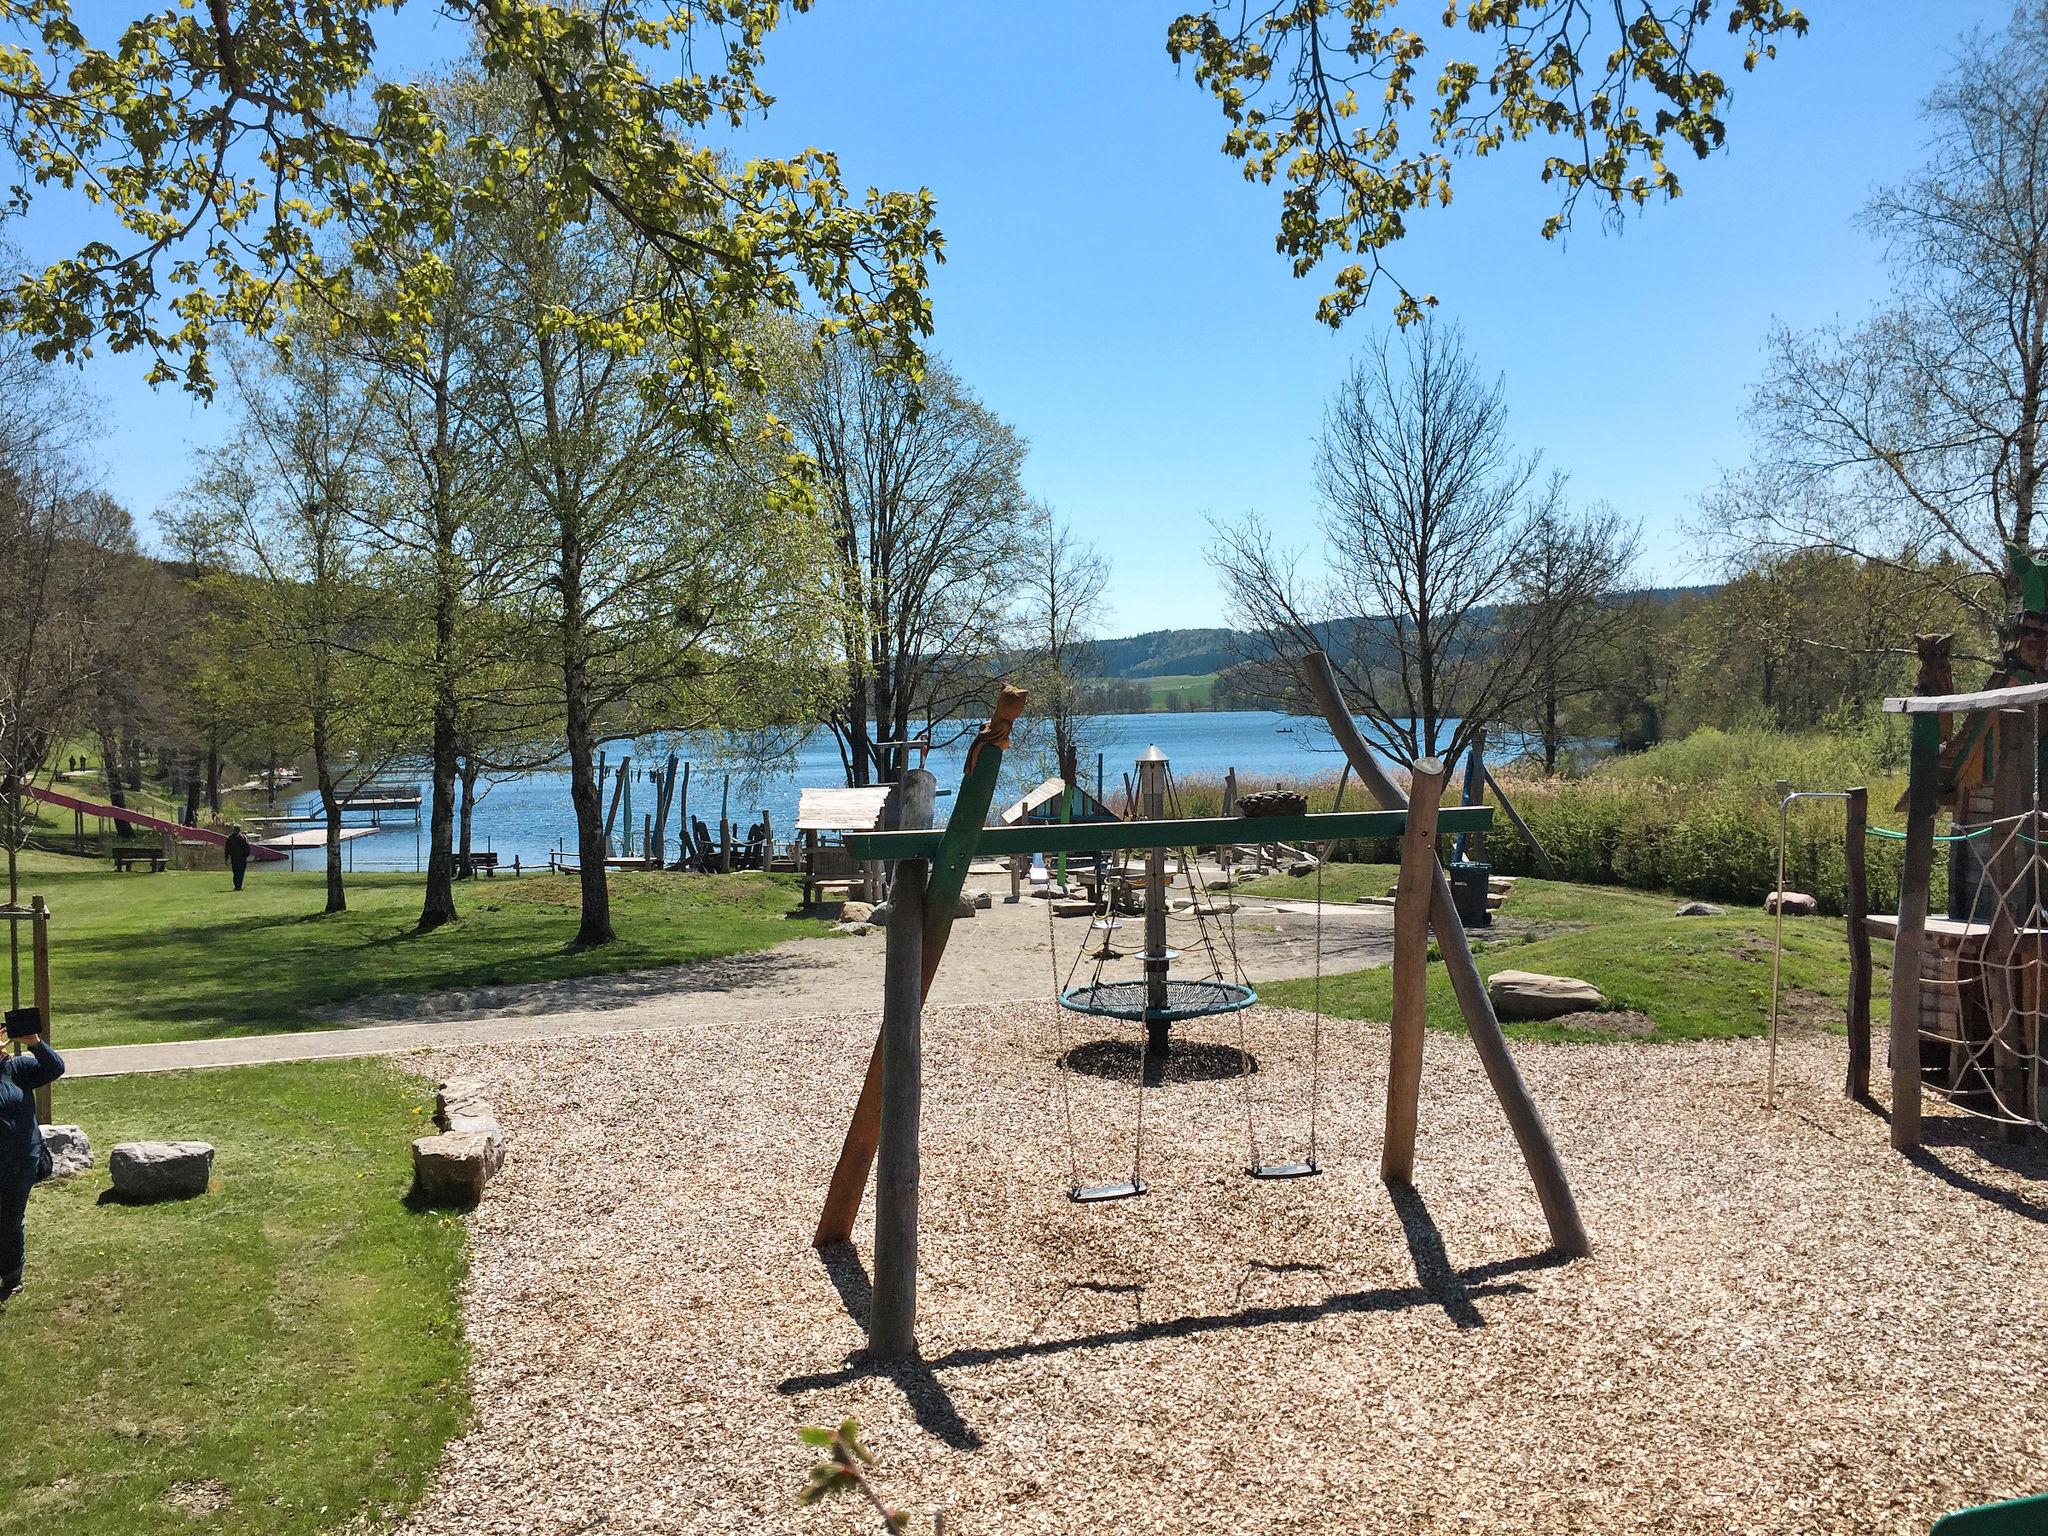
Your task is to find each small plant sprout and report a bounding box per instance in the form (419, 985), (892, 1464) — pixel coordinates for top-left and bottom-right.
(797, 1418), (921, 1533)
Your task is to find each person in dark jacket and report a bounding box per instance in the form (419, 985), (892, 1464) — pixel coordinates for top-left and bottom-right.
(224, 826), (251, 891)
(1, 1030), (63, 1298)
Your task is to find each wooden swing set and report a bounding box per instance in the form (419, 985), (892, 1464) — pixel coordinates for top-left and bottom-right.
(813, 652), (1590, 1359)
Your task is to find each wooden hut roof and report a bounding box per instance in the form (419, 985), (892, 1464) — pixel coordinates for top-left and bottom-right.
(796, 785), (894, 833)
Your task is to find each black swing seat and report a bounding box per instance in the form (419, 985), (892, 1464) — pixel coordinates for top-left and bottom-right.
(1069, 1178), (1147, 1203)
(1248, 1160), (1321, 1180)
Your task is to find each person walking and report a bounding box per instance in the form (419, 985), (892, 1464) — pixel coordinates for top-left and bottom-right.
(224, 825), (251, 891)
(1, 1021), (64, 1299)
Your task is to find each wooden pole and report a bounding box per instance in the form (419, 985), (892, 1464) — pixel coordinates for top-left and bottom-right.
(869, 769), (936, 1358)
(815, 688), (1027, 1251)
(602, 755), (630, 850)
(1481, 765), (1559, 880)
(1385, 759), (1445, 1183)
(1299, 650), (1590, 1257)
(1889, 712), (1941, 1150)
(676, 762), (691, 870)
(1455, 729), (1486, 864)
(1844, 786), (1872, 1099)
(719, 776), (733, 873)
(31, 896), (51, 1125)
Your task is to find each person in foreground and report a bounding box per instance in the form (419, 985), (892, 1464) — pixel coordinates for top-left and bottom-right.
(0, 1019), (65, 1300)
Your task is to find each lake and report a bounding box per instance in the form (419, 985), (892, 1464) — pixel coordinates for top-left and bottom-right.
(282, 709), (1462, 870)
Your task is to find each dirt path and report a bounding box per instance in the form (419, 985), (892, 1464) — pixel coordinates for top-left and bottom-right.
(62, 878), (1394, 1077)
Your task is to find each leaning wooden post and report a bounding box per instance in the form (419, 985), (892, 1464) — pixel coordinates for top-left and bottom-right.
(1385, 759), (1445, 1183)
(1888, 711), (1941, 1150)
(30, 895), (51, 1125)
(1843, 786), (1872, 1100)
(814, 687), (1029, 1251)
(1300, 651), (1590, 1257)
(869, 770), (936, 1358)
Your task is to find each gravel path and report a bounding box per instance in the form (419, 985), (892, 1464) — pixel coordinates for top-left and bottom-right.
(399, 1007), (2048, 1535)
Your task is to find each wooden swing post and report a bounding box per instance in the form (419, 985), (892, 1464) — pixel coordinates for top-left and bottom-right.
(1384, 759), (1445, 1184)
(1299, 650), (1591, 1258)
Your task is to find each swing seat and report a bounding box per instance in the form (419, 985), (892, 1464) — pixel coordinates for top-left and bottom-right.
(1248, 1160), (1321, 1180)
(1059, 977), (1256, 1023)
(1069, 1178), (1147, 1203)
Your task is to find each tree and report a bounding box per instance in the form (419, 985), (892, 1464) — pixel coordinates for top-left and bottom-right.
(484, 199), (835, 946)
(1021, 506), (1110, 784)
(0, 1), (938, 404)
(1718, 8), (2048, 627)
(172, 331), (406, 914)
(780, 336), (1033, 787)
(1509, 503), (1646, 772)
(1210, 318), (1550, 765)
(1169, 1), (1809, 325)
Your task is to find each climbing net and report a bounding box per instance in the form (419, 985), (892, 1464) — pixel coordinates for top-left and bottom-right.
(1912, 808), (2048, 1131)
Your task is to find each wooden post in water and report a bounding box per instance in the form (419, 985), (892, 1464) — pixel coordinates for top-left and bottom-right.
(1385, 759), (1444, 1183)
(1844, 787), (1872, 1099)
(1300, 650), (1590, 1258)
(719, 776), (733, 873)
(676, 763), (691, 870)
(1889, 712), (1941, 1150)
(869, 769), (936, 1358)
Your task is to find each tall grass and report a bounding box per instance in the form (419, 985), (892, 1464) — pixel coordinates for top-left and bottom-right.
(1163, 723), (1926, 914)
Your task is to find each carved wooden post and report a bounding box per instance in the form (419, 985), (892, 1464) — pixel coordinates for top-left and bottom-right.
(1889, 712), (1941, 1150)
(1843, 787), (1872, 1099)
(1385, 759), (1445, 1183)
(869, 770), (936, 1358)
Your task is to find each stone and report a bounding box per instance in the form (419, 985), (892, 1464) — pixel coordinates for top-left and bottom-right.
(1764, 891), (1818, 916)
(1287, 860), (1318, 878)
(839, 901), (875, 924)
(39, 1124), (90, 1179)
(831, 921), (872, 936)
(1486, 970), (1605, 1020)
(1674, 901), (1726, 917)
(109, 1140), (214, 1202)
(435, 1076), (492, 1127)
(411, 1131), (503, 1209)
(867, 902), (892, 924)
(953, 895), (977, 919)
(970, 889), (993, 910)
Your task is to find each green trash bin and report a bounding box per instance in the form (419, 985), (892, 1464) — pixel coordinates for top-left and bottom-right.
(1449, 860), (1491, 928)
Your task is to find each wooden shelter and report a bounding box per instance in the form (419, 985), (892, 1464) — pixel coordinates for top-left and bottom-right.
(796, 785), (895, 905)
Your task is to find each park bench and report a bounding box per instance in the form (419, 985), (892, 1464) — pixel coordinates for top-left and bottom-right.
(112, 844), (166, 873)
(456, 850), (501, 879)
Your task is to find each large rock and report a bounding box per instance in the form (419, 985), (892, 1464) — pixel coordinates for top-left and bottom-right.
(109, 1140), (214, 1201)
(1765, 891), (1818, 916)
(411, 1131), (503, 1209)
(1487, 970), (1605, 1020)
(953, 895), (977, 919)
(433, 1079), (505, 1158)
(831, 920), (873, 936)
(838, 901), (876, 924)
(1674, 901), (1726, 918)
(39, 1124), (91, 1179)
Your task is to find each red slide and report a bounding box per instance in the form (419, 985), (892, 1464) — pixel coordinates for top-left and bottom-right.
(22, 782), (288, 861)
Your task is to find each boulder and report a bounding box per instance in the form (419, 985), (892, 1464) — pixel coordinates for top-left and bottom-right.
(109, 1140), (214, 1202)
(867, 902), (892, 924)
(970, 889), (993, 910)
(839, 900), (876, 924)
(1286, 860), (1319, 878)
(1487, 970), (1605, 1020)
(411, 1131), (503, 1209)
(831, 920), (872, 936)
(1674, 901), (1726, 918)
(953, 895), (977, 919)
(433, 1079), (505, 1158)
(1764, 891), (1818, 916)
(39, 1124), (91, 1179)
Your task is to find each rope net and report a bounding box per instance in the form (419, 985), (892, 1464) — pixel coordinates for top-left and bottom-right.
(1917, 805), (2048, 1132)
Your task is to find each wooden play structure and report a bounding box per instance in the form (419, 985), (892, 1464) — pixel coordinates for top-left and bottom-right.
(813, 654), (1590, 1360)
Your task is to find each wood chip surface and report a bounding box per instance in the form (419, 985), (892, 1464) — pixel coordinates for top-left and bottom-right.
(397, 1005), (2048, 1535)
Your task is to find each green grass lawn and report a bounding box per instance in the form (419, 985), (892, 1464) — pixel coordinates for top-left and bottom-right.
(8, 855), (832, 1047)
(1136, 673), (1217, 708)
(1244, 865), (1887, 1044)
(0, 1060), (467, 1536)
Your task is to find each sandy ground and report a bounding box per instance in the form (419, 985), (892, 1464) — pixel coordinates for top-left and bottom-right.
(395, 1000), (2048, 1536)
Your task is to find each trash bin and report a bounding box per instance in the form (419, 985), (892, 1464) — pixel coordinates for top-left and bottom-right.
(1449, 860), (1492, 928)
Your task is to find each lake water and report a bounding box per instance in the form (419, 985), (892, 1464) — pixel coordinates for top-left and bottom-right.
(283, 709), (1445, 869)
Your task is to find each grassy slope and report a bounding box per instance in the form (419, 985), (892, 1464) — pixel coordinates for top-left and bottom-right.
(10, 856), (832, 1047)
(1242, 866), (1888, 1044)
(0, 1060), (467, 1536)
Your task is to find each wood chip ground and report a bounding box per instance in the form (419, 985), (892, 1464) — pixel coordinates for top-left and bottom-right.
(397, 1006), (2048, 1535)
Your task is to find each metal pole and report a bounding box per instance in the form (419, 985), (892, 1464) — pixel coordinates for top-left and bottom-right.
(1138, 746), (1169, 1054)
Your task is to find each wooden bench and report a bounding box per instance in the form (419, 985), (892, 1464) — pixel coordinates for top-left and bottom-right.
(112, 845), (166, 873)
(456, 850), (501, 879)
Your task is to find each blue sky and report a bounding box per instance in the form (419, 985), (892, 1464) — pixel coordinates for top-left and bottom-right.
(27, 1), (2017, 634)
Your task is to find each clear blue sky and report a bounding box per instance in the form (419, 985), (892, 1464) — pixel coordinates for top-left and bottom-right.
(28, 1), (2016, 635)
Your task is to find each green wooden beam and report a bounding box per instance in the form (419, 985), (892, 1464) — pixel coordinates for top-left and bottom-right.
(844, 806), (1492, 861)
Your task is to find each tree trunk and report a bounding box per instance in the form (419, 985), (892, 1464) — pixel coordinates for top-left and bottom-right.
(312, 709), (346, 915)
(419, 694), (458, 930)
(182, 753), (201, 826)
(458, 757), (479, 868)
(559, 527), (614, 947)
(205, 739), (221, 814)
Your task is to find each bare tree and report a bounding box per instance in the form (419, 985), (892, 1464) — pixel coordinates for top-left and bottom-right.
(1020, 505), (1110, 785)
(780, 335), (1033, 786)
(1509, 502), (1646, 773)
(1211, 318), (1549, 766)
(1716, 8), (2048, 628)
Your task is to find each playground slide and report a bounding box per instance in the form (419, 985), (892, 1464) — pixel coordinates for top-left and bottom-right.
(21, 783), (288, 861)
